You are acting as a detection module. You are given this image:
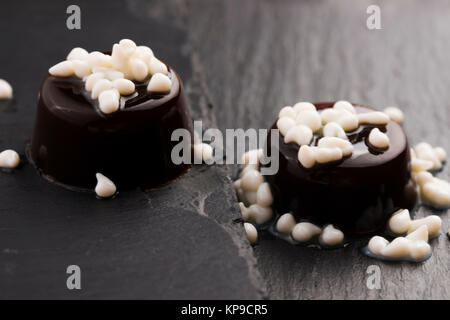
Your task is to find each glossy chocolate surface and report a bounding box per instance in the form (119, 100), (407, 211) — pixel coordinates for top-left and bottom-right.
(264, 102), (417, 235)
(29, 65), (193, 191)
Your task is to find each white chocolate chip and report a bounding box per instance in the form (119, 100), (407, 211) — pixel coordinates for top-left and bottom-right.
(411, 158), (434, 173)
(118, 39), (137, 57)
(318, 137), (353, 157)
(408, 215), (442, 237)
(336, 114), (359, 132)
(148, 57), (168, 75)
(388, 209), (411, 235)
(95, 173), (117, 198)
(414, 171), (433, 187)
(130, 58), (149, 82)
(358, 111), (389, 125)
(421, 178), (450, 208)
(241, 170), (264, 192)
(0, 149), (20, 168)
(241, 149), (263, 167)
(111, 43), (130, 70)
(368, 236), (389, 255)
(67, 47), (89, 61)
(277, 117), (296, 136)
(434, 147), (446, 162)
(319, 224), (344, 247)
(85, 72), (105, 92)
(276, 213), (296, 234)
(320, 109), (342, 125)
(295, 110), (322, 132)
(406, 225), (429, 242)
(49, 60), (74, 77)
(147, 73), (172, 93)
(256, 182), (273, 207)
(409, 240), (431, 260)
(98, 89), (120, 114)
(314, 147), (342, 164)
(298, 145), (316, 168)
(380, 237), (410, 258)
(238, 202), (250, 221)
(0, 79), (13, 99)
(383, 107), (404, 124)
(244, 222), (258, 244)
(284, 125), (313, 146)
(72, 60), (91, 78)
(193, 143), (213, 162)
(244, 191), (257, 205)
(87, 51), (111, 69)
(322, 122), (347, 140)
(414, 142), (441, 170)
(248, 204), (273, 224)
(91, 78), (113, 99)
(293, 102), (316, 114)
(93, 67), (125, 81)
(368, 128), (389, 149)
(112, 78), (135, 95)
(134, 46), (154, 62)
(291, 222), (321, 242)
(278, 106), (296, 119)
(333, 100), (355, 114)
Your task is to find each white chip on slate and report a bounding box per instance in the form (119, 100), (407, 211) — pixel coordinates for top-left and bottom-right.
(244, 222), (258, 244)
(0, 149), (20, 168)
(0, 79), (13, 99)
(95, 173), (117, 198)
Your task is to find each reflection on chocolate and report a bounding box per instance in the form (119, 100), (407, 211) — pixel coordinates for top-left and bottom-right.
(28, 64), (192, 191)
(264, 102), (417, 236)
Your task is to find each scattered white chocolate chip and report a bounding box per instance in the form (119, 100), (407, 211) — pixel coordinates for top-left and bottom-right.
(388, 209), (411, 235)
(409, 240), (431, 260)
(406, 225), (429, 242)
(98, 89), (120, 114)
(248, 204), (273, 224)
(434, 147), (446, 162)
(67, 47), (89, 61)
(318, 137), (353, 157)
(118, 39), (137, 57)
(380, 237), (410, 258)
(256, 182), (273, 207)
(0, 150), (20, 168)
(284, 125), (313, 146)
(72, 60), (91, 78)
(298, 145), (316, 169)
(336, 114), (359, 132)
(193, 143), (213, 162)
(368, 128), (389, 149)
(241, 149), (263, 166)
(320, 109), (342, 125)
(322, 122), (347, 140)
(421, 178), (450, 208)
(0, 79), (13, 99)
(368, 236), (389, 255)
(278, 106), (296, 119)
(414, 142), (444, 170)
(87, 51), (111, 69)
(91, 78), (113, 99)
(333, 100), (355, 114)
(147, 73), (172, 93)
(244, 222), (258, 244)
(238, 202), (250, 221)
(49, 61), (74, 77)
(291, 222), (321, 242)
(314, 147), (343, 164)
(241, 170), (264, 192)
(148, 57), (168, 75)
(293, 102), (316, 114)
(357, 111), (389, 125)
(408, 215), (442, 237)
(319, 224), (344, 247)
(276, 213), (296, 234)
(277, 117), (296, 136)
(295, 110), (322, 132)
(130, 58), (149, 82)
(85, 72), (105, 92)
(411, 158), (434, 173)
(112, 78), (135, 95)
(383, 107), (404, 124)
(95, 173), (117, 198)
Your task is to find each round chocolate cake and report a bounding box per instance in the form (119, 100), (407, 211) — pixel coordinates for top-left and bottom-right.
(264, 102), (417, 235)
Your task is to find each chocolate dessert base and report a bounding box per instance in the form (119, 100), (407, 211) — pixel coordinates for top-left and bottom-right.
(29, 67), (192, 191)
(264, 102), (417, 235)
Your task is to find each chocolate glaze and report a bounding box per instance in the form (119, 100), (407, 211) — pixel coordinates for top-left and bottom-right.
(29, 64), (193, 191)
(264, 102), (417, 235)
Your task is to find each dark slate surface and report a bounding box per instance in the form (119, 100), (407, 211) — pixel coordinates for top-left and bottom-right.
(185, 0), (450, 299)
(0, 0), (265, 299)
(1, 0), (449, 300)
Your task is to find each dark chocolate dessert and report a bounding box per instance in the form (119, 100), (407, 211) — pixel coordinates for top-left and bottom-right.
(264, 102), (417, 235)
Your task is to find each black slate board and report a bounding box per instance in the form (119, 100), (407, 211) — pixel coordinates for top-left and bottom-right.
(1, 0), (449, 300)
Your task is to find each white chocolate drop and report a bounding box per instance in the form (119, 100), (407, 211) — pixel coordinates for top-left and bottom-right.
(319, 224), (344, 247)
(248, 204), (273, 225)
(67, 47), (89, 61)
(278, 106), (296, 119)
(147, 73), (172, 93)
(276, 213), (296, 234)
(72, 60), (91, 78)
(322, 122), (347, 140)
(383, 107), (404, 124)
(411, 158), (434, 173)
(293, 102), (316, 114)
(49, 61), (74, 77)
(0, 79), (13, 99)
(318, 137), (353, 157)
(336, 114), (359, 132)
(130, 58), (149, 81)
(193, 143), (213, 162)
(98, 89), (120, 114)
(388, 209), (411, 235)
(408, 215), (442, 237)
(409, 240), (431, 260)
(91, 79), (113, 99)
(241, 149), (263, 167)
(284, 125), (313, 146)
(148, 57), (168, 75)
(113, 78), (135, 95)
(256, 182), (273, 207)
(244, 222), (258, 244)
(291, 222), (321, 242)
(95, 173), (117, 198)
(295, 110), (322, 132)
(368, 236), (389, 255)
(368, 128), (389, 149)
(238, 202), (250, 221)
(298, 145), (316, 168)
(433, 147), (446, 162)
(380, 237), (410, 258)
(314, 147), (343, 164)
(333, 100), (355, 114)
(85, 73), (105, 92)
(0, 149), (20, 168)
(406, 225), (429, 242)
(276, 117), (296, 136)
(241, 170), (264, 192)
(421, 178), (450, 208)
(358, 111), (389, 125)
